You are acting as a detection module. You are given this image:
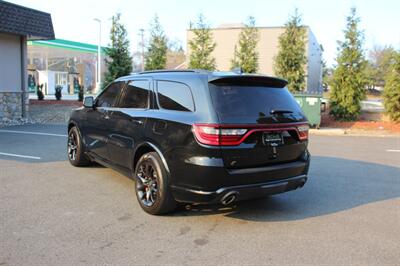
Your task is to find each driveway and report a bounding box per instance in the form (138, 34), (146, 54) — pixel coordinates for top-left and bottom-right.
(0, 124), (399, 265)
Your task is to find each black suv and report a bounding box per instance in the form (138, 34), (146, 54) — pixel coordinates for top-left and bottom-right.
(68, 70), (310, 214)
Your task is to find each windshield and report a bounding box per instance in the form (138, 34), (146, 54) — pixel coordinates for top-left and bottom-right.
(209, 84), (305, 123)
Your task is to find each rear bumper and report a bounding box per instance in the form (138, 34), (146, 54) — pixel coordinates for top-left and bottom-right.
(168, 147), (310, 204)
(171, 173), (308, 205)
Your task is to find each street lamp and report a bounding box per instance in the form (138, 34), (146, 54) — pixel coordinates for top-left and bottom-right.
(139, 29), (145, 71)
(94, 18), (101, 93)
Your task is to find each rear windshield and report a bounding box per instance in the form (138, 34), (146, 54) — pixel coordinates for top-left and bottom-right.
(209, 84), (304, 122)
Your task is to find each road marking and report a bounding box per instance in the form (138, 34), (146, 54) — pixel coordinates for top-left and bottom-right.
(386, 149), (400, 153)
(0, 152), (41, 160)
(0, 129), (67, 137)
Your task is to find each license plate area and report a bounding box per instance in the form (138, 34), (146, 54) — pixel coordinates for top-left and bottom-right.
(262, 132), (283, 146)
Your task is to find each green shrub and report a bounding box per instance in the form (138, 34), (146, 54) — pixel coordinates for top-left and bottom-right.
(55, 85), (62, 100)
(37, 84), (44, 100)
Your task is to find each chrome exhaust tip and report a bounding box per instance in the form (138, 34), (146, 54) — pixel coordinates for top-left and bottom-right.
(221, 191), (239, 205)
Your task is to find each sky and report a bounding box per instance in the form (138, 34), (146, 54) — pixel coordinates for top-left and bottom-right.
(8, 0), (400, 67)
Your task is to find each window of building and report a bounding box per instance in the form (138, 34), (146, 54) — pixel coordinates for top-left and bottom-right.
(96, 81), (124, 107)
(157, 81), (194, 112)
(55, 72), (68, 86)
(119, 80), (150, 108)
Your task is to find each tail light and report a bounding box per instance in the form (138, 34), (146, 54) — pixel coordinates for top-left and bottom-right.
(297, 124), (309, 141)
(192, 124), (247, 146)
(192, 123), (309, 146)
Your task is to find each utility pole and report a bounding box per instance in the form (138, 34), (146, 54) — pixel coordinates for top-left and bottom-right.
(139, 29), (145, 71)
(94, 18), (102, 93)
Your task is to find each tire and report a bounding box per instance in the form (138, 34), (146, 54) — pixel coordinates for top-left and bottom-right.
(67, 126), (91, 167)
(134, 152), (177, 215)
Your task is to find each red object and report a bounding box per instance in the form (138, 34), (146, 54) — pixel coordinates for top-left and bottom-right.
(192, 123), (309, 146)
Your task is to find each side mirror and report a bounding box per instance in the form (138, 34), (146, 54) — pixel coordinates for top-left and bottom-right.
(83, 96), (94, 108)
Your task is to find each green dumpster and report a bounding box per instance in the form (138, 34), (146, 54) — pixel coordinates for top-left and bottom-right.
(293, 94), (322, 128)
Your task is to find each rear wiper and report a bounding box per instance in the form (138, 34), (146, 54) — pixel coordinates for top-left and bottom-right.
(270, 109), (293, 114)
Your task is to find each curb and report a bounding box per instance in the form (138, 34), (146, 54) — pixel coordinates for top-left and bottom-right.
(310, 128), (345, 136)
(310, 128), (400, 138)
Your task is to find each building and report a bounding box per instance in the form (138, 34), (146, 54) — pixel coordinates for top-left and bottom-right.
(27, 39), (106, 96)
(187, 25), (322, 93)
(0, 0), (54, 119)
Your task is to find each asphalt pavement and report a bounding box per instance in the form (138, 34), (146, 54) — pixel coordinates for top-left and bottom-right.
(0, 124), (399, 265)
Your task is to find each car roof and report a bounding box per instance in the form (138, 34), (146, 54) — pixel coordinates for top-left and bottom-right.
(116, 70), (288, 88)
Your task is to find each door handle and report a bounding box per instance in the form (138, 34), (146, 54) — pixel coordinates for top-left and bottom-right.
(103, 110), (113, 120)
(131, 119), (143, 125)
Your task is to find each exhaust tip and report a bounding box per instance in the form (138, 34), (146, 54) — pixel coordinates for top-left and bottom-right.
(298, 178), (307, 188)
(221, 191), (239, 205)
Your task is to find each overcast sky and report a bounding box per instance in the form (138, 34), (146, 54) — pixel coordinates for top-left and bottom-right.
(8, 0), (400, 67)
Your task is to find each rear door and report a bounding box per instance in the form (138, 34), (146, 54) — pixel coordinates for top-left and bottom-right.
(208, 81), (308, 169)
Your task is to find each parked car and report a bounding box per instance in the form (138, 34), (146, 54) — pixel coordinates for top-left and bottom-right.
(67, 70), (310, 215)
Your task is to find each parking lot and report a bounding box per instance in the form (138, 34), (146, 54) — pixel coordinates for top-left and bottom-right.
(0, 124), (399, 265)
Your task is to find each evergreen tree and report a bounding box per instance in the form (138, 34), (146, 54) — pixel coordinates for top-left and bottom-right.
(231, 16), (259, 73)
(104, 13), (132, 87)
(383, 51), (400, 122)
(188, 14), (216, 70)
(330, 8), (368, 121)
(144, 15), (168, 70)
(274, 9), (307, 93)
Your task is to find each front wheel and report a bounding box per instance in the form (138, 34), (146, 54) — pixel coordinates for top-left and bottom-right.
(134, 152), (176, 215)
(68, 126), (91, 167)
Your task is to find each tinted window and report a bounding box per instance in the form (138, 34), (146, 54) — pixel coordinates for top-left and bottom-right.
(96, 82), (124, 107)
(157, 81), (194, 112)
(209, 84), (304, 121)
(119, 80), (150, 108)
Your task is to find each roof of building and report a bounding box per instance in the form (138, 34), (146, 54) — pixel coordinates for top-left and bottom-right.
(28, 39), (106, 54)
(0, 0), (54, 40)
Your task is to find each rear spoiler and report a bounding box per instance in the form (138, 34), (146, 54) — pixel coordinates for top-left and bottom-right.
(208, 75), (288, 88)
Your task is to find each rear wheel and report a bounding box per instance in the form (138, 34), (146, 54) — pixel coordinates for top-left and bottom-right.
(68, 126), (90, 167)
(134, 152), (176, 215)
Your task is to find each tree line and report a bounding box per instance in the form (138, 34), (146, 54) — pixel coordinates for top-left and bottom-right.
(103, 10), (400, 122)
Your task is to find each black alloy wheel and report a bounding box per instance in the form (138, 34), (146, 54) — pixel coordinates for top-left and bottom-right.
(134, 152), (176, 215)
(136, 161), (159, 207)
(67, 126), (90, 166)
